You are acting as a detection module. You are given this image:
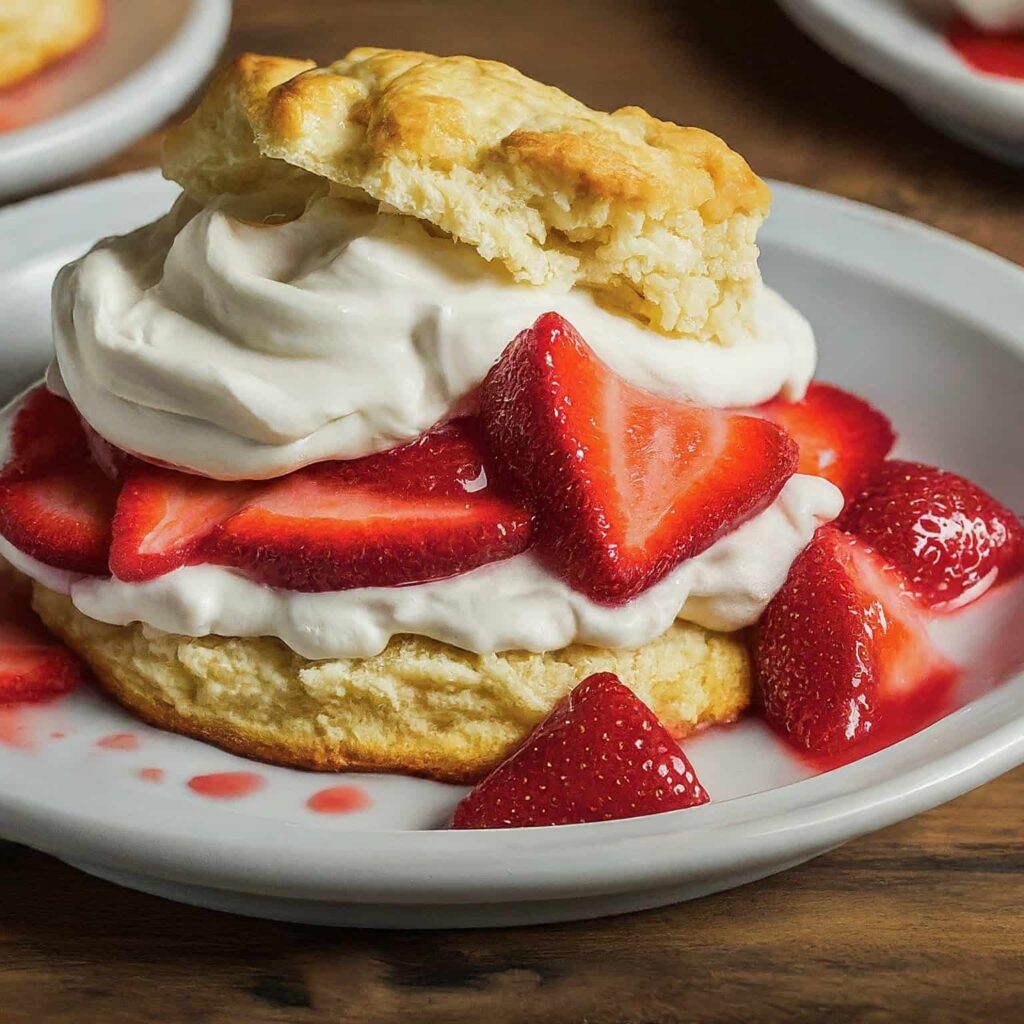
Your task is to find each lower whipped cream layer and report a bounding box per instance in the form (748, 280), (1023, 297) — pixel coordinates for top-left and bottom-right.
(0, 464), (842, 660)
(52, 194), (817, 480)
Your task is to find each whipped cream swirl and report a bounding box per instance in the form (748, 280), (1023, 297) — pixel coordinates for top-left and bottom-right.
(52, 194), (817, 480)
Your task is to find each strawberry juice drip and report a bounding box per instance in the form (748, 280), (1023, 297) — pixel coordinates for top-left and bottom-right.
(792, 667), (959, 774)
(96, 732), (139, 751)
(307, 785), (371, 814)
(187, 771), (265, 800)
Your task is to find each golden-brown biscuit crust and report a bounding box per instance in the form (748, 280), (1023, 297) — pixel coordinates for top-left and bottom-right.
(33, 584), (752, 784)
(0, 0), (103, 89)
(163, 48), (771, 339)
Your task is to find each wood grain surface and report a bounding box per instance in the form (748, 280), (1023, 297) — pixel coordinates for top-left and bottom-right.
(2, 2), (1022, 1021)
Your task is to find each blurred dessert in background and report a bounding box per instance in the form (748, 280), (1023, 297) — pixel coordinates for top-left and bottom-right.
(0, 0), (103, 90)
(949, 0), (1024, 30)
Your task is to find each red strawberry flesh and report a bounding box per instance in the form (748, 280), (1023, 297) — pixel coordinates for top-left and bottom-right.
(753, 382), (895, 499)
(451, 672), (709, 829)
(480, 312), (798, 604)
(754, 525), (952, 755)
(110, 468), (255, 582)
(840, 460), (1024, 609)
(0, 388), (117, 575)
(0, 576), (82, 705)
(0, 471), (116, 576)
(211, 421), (533, 591)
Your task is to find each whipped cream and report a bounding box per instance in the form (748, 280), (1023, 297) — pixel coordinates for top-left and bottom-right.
(0, 378), (842, 658)
(52, 194), (817, 480)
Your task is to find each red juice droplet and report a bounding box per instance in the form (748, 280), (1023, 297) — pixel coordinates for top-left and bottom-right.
(947, 16), (1024, 79)
(138, 768), (164, 783)
(50, 731), (67, 740)
(187, 771), (265, 800)
(97, 732), (139, 751)
(306, 785), (371, 815)
(0, 708), (30, 748)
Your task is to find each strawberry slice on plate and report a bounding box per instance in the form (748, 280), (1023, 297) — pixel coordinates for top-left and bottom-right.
(451, 673), (709, 829)
(212, 420), (534, 591)
(480, 312), (798, 604)
(754, 525), (953, 756)
(753, 382), (895, 499)
(0, 575), (82, 705)
(840, 460), (1024, 609)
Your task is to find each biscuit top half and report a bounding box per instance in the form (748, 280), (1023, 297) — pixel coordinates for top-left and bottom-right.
(162, 47), (771, 339)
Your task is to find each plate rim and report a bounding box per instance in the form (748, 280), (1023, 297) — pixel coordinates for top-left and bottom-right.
(0, 169), (1022, 905)
(776, 0), (1024, 136)
(0, 0), (231, 200)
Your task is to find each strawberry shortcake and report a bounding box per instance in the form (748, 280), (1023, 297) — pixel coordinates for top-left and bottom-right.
(3, 49), (1017, 796)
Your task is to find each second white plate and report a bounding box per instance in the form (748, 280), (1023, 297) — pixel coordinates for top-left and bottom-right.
(0, 0), (231, 200)
(777, 0), (1024, 164)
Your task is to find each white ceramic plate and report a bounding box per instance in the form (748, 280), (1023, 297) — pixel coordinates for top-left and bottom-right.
(777, 0), (1024, 164)
(0, 0), (231, 201)
(0, 171), (1022, 929)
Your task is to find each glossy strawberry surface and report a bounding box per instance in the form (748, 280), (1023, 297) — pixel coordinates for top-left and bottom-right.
(452, 672), (710, 829)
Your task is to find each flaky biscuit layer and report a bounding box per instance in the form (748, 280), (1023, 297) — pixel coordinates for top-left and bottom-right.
(163, 48), (771, 340)
(34, 584), (752, 783)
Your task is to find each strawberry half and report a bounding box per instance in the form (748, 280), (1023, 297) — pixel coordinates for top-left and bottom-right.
(451, 673), (709, 829)
(753, 382), (895, 499)
(0, 579), (82, 705)
(840, 460), (1024, 609)
(480, 313), (798, 604)
(211, 420), (534, 591)
(754, 525), (952, 755)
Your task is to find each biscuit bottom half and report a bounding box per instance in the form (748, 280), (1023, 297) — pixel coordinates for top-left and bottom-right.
(33, 585), (753, 783)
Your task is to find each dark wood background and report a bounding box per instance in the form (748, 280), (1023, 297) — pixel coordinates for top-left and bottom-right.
(2, 2), (1022, 1021)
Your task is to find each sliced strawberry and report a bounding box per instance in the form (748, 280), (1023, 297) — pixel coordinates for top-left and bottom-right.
(839, 460), (1024, 609)
(451, 673), (709, 829)
(479, 312), (797, 604)
(754, 525), (952, 755)
(110, 468), (256, 583)
(0, 580), (82, 705)
(0, 388), (118, 575)
(1, 386), (90, 481)
(210, 420), (534, 591)
(81, 419), (138, 481)
(753, 382), (895, 499)
(0, 471), (116, 576)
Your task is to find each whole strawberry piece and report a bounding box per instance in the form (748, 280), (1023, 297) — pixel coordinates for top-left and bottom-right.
(840, 460), (1024, 609)
(480, 313), (797, 604)
(753, 382), (895, 499)
(754, 525), (952, 755)
(451, 673), (709, 829)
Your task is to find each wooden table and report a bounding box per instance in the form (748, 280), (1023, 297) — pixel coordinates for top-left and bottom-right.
(3, 3), (1022, 1021)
